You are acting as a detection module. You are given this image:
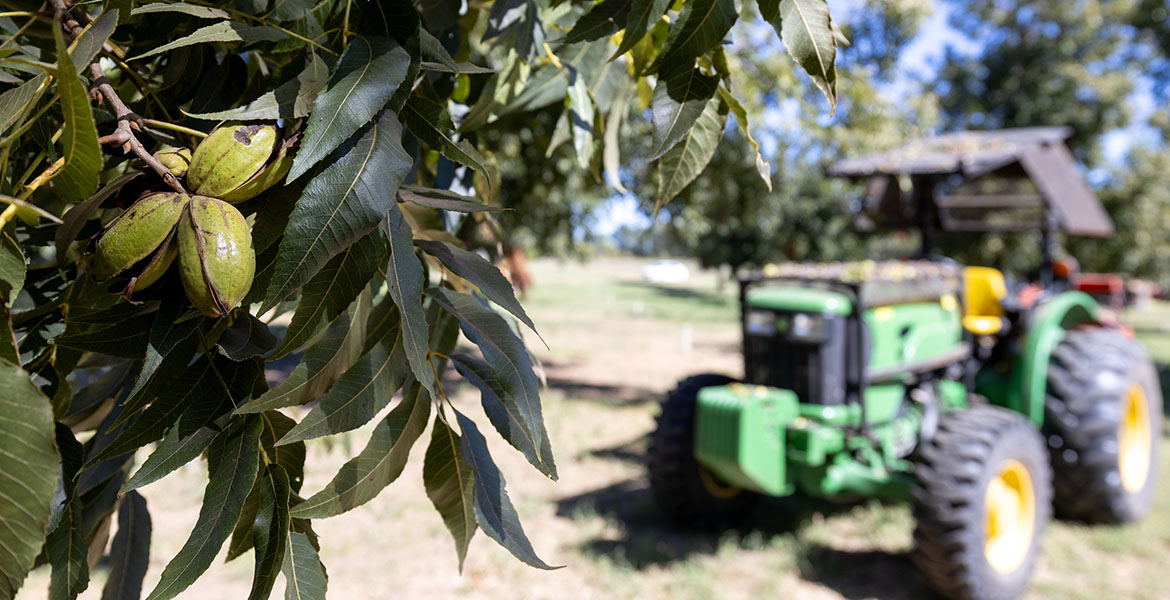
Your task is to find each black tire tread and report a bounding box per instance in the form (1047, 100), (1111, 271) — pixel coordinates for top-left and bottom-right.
(911, 404), (1052, 600)
(1044, 327), (1162, 523)
(647, 374), (759, 527)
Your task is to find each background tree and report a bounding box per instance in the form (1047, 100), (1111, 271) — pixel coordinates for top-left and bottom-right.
(0, 0), (840, 599)
(605, 0), (1170, 290)
(1067, 112), (1170, 287)
(936, 0), (1170, 278)
(635, 0), (935, 275)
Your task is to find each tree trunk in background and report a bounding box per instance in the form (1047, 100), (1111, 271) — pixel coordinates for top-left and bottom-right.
(503, 244), (533, 298)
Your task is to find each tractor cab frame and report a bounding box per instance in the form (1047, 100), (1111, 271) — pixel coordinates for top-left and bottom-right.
(829, 126), (1113, 287)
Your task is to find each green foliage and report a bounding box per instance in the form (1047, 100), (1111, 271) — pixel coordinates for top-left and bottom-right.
(0, 0), (838, 597)
(937, 0), (1170, 276)
(146, 416), (262, 600)
(423, 416), (477, 571)
(249, 465), (291, 600)
(654, 95), (729, 211)
(647, 64), (720, 161)
(290, 379), (431, 519)
(0, 367), (62, 598)
(939, 0), (1144, 156)
(760, 0), (838, 108)
(1068, 144), (1170, 289)
(456, 410), (557, 570)
(632, 5), (935, 271)
(281, 531), (327, 600)
(264, 111), (411, 309)
(52, 26), (100, 201)
(100, 491), (150, 600)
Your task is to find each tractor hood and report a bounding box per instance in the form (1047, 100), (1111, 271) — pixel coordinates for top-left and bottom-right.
(746, 286), (853, 316)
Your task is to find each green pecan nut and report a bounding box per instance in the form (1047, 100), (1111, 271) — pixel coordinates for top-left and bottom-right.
(153, 147), (192, 177)
(219, 139), (293, 204)
(92, 192), (188, 281)
(132, 239), (177, 292)
(187, 122), (289, 203)
(177, 196), (255, 317)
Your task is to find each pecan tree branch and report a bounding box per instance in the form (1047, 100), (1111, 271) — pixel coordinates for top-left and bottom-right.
(48, 0), (187, 194)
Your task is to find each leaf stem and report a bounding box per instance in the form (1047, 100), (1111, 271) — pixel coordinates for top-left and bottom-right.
(0, 155), (64, 228)
(428, 357), (450, 403)
(0, 206), (16, 229)
(143, 118), (208, 140)
(15, 151), (47, 191)
(15, 127), (62, 186)
(21, 157), (65, 200)
(0, 16), (37, 52)
(0, 10), (36, 18)
(0, 146), (8, 194)
(0, 193), (64, 224)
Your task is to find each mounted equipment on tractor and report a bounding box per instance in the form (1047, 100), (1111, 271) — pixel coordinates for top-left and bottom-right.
(648, 128), (1162, 600)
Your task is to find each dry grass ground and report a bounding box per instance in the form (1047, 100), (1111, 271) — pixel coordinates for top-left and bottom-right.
(18, 256), (1170, 599)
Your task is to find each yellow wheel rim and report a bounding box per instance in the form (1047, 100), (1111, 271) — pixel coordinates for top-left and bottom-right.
(698, 467), (742, 499)
(1119, 383), (1152, 494)
(984, 459), (1036, 574)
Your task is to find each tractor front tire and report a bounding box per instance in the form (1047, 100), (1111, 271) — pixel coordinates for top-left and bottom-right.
(1045, 327), (1162, 523)
(648, 374), (759, 527)
(911, 405), (1052, 600)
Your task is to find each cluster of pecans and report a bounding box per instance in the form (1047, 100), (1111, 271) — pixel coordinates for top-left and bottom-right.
(92, 123), (293, 316)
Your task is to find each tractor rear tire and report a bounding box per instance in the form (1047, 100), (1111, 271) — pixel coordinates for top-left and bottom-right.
(648, 374), (759, 527)
(911, 405), (1052, 600)
(1044, 327), (1162, 523)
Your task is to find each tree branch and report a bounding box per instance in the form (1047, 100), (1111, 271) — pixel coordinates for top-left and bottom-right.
(48, 0), (187, 194)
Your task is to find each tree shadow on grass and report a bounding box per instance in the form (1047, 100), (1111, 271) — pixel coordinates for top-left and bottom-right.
(558, 428), (931, 599)
(556, 478), (802, 567)
(545, 377), (659, 407)
(795, 544), (931, 600)
(616, 281), (732, 307)
(555, 478), (928, 599)
(581, 433), (648, 464)
(538, 357), (661, 407)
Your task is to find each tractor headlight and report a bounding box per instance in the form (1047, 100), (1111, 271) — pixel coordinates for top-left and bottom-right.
(788, 313), (828, 343)
(746, 310), (777, 336)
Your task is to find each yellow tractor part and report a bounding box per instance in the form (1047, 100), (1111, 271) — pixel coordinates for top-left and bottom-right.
(1119, 383), (1152, 493)
(984, 459), (1036, 574)
(699, 466), (744, 499)
(963, 266), (1008, 335)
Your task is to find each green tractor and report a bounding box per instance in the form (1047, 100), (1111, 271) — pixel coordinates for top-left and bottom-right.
(648, 128), (1163, 600)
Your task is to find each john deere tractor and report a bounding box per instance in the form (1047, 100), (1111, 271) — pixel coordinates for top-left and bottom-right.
(648, 128), (1162, 600)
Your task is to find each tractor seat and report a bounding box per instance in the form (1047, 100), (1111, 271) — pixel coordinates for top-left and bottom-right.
(963, 266), (1008, 335)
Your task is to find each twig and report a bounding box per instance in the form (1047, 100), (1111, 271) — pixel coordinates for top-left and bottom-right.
(48, 0), (187, 194)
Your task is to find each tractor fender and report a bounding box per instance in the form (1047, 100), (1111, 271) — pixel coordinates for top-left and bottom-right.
(1006, 291), (1100, 424)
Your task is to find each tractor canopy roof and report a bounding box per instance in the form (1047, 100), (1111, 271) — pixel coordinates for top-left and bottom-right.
(827, 127), (1113, 238)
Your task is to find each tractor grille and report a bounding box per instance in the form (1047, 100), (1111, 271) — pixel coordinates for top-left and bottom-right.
(744, 334), (820, 402)
(742, 311), (847, 405)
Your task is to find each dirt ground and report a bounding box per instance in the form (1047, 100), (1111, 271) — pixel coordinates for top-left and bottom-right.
(18, 256), (1170, 599)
